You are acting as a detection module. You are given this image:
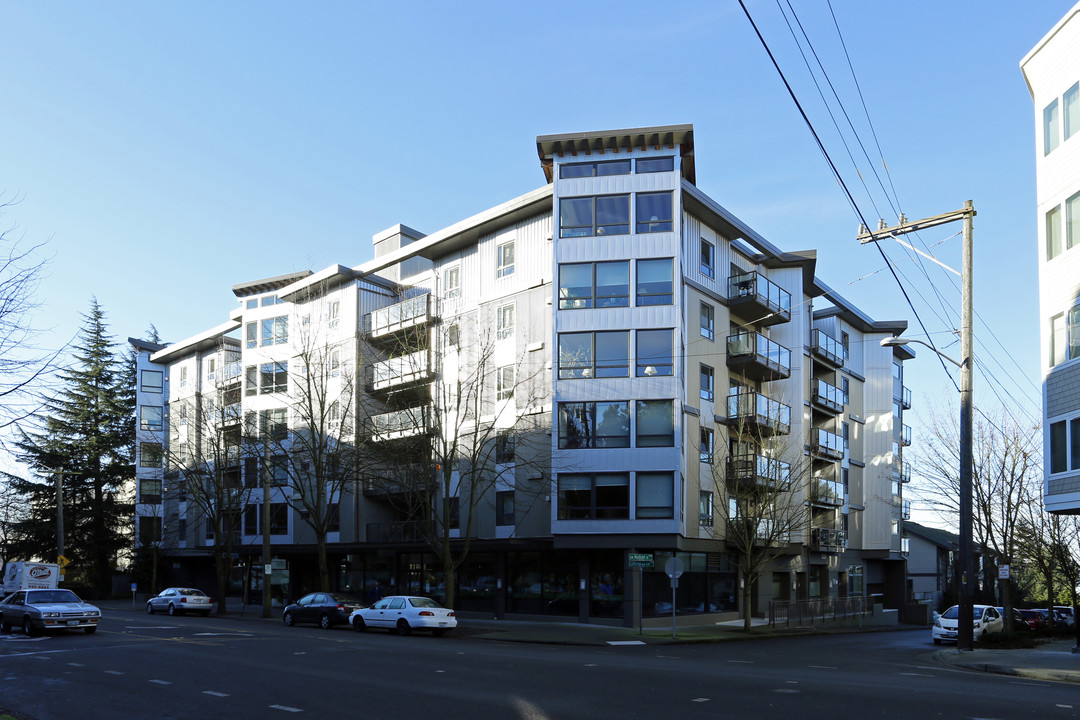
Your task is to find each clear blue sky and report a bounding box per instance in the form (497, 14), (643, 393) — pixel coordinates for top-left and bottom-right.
(1, 1), (1068, 508)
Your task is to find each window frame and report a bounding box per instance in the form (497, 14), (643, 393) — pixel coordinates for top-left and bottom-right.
(700, 238), (715, 278)
(558, 261), (630, 310)
(1048, 204), (1063, 261)
(558, 401), (631, 449)
(496, 240), (515, 278)
(497, 303), (515, 340)
(496, 365), (515, 401)
(636, 399), (675, 448)
(443, 266), (461, 299)
(559, 194), (630, 238)
(700, 302), (715, 340)
(559, 159), (631, 178)
(140, 370), (163, 393)
(1045, 97), (1061, 155)
(700, 364), (714, 401)
(140, 405), (164, 431)
(635, 192), (673, 233)
(636, 258), (673, 306)
(556, 472), (630, 520)
(496, 490), (515, 526)
(558, 331), (630, 379)
(140, 442), (163, 468)
(636, 328), (674, 377)
(636, 156), (674, 174)
(635, 471), (674, 519)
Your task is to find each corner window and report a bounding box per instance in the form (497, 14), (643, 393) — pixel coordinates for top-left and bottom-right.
(497, 303), (515, 340)
(497, 240), (515, 278)
(700, 302), (715, 340)
(558, 331), (629, 379)
(246, 322), (257, 349)
(636, 329), (673, 377)
(558, 261), (629, 309)
(261, 316), (288, 346)
(140, 370), (163, 393)
(557, 473), (629, 520)
(558, 401), (631, 449)
(636, 192), (673, 233)
(700, 238), (715, 278)
(1045, 98), (1060, 155)
(636, 472), (674, 519)
(636, 258), (673, 306)
(637, 157), (674, 173)
(1048, 205), (1063, 261)
(636, 399), (674, 447)
(443, 266), (461, 299)
(560, 195), (630, 238)
(260, 362), (288, 394)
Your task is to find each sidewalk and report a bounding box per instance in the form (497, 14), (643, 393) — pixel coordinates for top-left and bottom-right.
(98, 599), (1080, 684)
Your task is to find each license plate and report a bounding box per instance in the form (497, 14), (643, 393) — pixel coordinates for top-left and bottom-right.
(945, 631), (956, 637)
(67, 620), (80, 627)
(438, 621), (447, 626)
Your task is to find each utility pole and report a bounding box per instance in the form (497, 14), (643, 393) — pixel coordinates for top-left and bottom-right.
(858, 201), (976, 650)
(263, 427), (273, 618)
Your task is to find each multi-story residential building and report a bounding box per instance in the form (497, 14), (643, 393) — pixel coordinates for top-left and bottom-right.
(1022, 2), (1080, 515)
(131, 124), (913, 625)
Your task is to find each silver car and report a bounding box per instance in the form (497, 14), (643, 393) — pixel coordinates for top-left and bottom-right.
(146, 587), (214, 616)
(0, 589), (102, 635)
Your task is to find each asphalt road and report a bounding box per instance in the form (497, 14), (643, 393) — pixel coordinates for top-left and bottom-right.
(0, 607), (1077, 720)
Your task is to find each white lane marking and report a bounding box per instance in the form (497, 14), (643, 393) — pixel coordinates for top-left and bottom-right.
(691, 698), (710, 703)
(105, 670), (124, 675)
(149, 679), (171, 685)
(125, 626), (179, 630)
(607, 640), (646, 646)
(773, 688), (801, 694)
(584, 663), (597, 667)
(1056, 704), (1073, 709)
(727, 660), (754, 664)
(808, 665), (837, 669)
(269, 705), (303, 713)
(203, 691), (230, 697)
(67, 662), (84, 667)
(35, 656), (50, 661)
(193, 632), (252, 637)
(511, 697), (551, 720)
(785, 681), (798, 685)
(899, 672), (934, 677)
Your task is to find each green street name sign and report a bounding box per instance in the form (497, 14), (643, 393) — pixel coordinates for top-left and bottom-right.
(629, 553), (654, 568)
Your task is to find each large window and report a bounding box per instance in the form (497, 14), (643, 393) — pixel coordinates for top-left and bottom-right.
(260, 408), (288, 441)
(497, 240), (515, 278)
(558, 401), (631, 449)
(636, 400), (674, 447)
(559, 195), (630, 238)
(701, 302), (715, 340)
(1050, 306), (1080, 367)
(140, 442), (163, 468)
(261, 316), (288, 346)
(636, 258), (673, 305)
(558, 331), (629, 379)
(1045, 98), (1060, 155)
(636, 329), (673, 376)
(558, 261), (629, 309)
(636, 472), (674, 519)
(557, 473), (630, 520)
(261, 362), (288, 394)
(140, 406), (163, 431)
(1067, 83), (1080, 142)
(497, 303), (515, 340)
(700, 238), (715, 278)
(1048, 205), (1063, 261)
(560, 159), (631, 178)
(636, 192), (673, 233)
(246, 322), (257, 349)
(140, 370), (163, 393)
(139, 478), (162, 504)
(637, 157), (674, 173)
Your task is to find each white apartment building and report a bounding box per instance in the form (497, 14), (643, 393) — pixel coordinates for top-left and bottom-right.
(131, 124), (914, 624)
(1022, 2), (1080, 515)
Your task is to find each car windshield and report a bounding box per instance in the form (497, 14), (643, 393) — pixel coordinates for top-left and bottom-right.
(941, 606), (959, 619)
(408, 597), (442, 609)
(28, 590), (81, 604)
(179, 589), (205, 596)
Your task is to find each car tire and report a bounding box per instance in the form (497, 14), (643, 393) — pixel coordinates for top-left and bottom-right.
(932, 638), (941, 645)
(146, 603), (154, 615)
(396, 619), (411, 636)
(85, 626), (96, 634)
(0, 617), (10, 633)
(319, 614), (331, 630)
(168, 604), (178, 616)
(353, 616), (367, 632)
(283, 611), (295, 627)
(23, 618), (40, 637)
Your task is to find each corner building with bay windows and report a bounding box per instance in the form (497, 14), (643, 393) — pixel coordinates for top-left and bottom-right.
(131, 124), (915, 625)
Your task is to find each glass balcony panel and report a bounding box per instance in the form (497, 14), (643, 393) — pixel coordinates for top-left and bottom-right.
(728, 271), (791, 326)
(810, 328), (844, 367)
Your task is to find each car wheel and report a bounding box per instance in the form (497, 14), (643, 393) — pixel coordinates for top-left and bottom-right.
(283, 611), (295, 627)
(84, 626), (97, 634)
(353, 616), (367, 632)
(396, 618), (411, 636)
(932, 638), (941, 645)
(23, 618), (40, 637)
(0, 617), (10, 633)
(319, 614), (331, 630)
(146, 602), (154, 615)
(168, 604), (178, 616)
(433, 629), (446, 637)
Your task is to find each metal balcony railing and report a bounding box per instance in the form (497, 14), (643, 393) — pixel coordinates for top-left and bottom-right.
(810, 527), (847, 552)
(901, 424), (912, 447)
(725, 391), (791, 436)
(811, 428), (844, 460)
(811, 378), (844, 414)
(810, 328), (844, 368)
(369, 406), (430, 441)
(366, 350), (433, 392)
(810, 476), (844, 507)
(364, 294), (435, 340)
(727, 331), (791, 381)
(726, 454), (791, 492)
(901, 385), (912, 410)
(902, 500), (911, 520)
(727, 271), (791, 326)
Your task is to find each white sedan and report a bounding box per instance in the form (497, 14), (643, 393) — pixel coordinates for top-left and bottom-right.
(146, 587), (214, 616)
(349, 595), (457, 636)
(932, 604), (1003, 644)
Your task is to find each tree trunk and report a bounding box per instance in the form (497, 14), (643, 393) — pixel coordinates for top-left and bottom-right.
(742, 571), (754, 631)
(316, 535), (329, 592)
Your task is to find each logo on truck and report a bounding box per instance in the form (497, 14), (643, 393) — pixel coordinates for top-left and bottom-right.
(29, 566), (53, 580)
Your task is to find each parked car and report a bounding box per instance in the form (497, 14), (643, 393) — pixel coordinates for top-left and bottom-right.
(1016, 608), (1047, 630)
(349, 595), (457, 636)
(146, 587), (214, 616)
(1053, 606), (1076, 628)
(0, 588), (101, 636)
(994, 606), (1031, 631)
(932, 604), (1003, 644)
(282, 592), (364, 629)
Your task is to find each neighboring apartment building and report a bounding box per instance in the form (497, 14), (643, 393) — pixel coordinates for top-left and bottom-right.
(131, 124), (914, 625)
(904, 522), (957, 610)
(1022, 2), (1080, 515)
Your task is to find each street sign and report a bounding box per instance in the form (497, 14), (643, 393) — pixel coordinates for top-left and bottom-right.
(998, 564), (1011, 580)
(664, 557), (684, 579)
(57, 554), (70, 569)
(629, 553), (654, 568)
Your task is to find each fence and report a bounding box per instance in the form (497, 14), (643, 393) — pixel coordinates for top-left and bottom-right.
(768, 596), (871, 628)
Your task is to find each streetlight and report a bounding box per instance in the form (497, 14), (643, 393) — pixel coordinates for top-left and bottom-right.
(880, 333), (974, 652)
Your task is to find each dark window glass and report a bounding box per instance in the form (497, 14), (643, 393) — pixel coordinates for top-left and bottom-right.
(595, 195), (630, 235)
(636, 192), (673, 233)
(1072, 418), (1080, 471)
(637, 329), (673, 377)
(637, 258), (673, 305)
(636, 400), (674, 447)
(637, 157), (674, 173)
(1051, 420), (1068, 473)
(636, 472), (674, 518)
(141, 370), (163, 393)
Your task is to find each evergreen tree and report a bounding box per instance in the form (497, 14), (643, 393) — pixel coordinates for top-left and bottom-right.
(9, 299), (134, 596)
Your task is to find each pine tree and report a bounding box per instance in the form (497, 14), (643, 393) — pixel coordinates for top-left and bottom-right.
(9, 299), (135, 596)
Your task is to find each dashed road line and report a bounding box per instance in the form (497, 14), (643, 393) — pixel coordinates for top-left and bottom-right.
(269, 705), (303, 713)
(105, 670), (124, 675)
(203, 691), (230, 697)
(149, 679), (172, 685)
(808, 665), (837, 669)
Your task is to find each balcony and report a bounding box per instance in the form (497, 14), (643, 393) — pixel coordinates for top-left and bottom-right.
(220, 361), (242, 385)
(723, 391), (791, 437)
(901, 385), (912, 410)
(902, 500), (911, 520)
(810, 527), (847, 552)
(810, 475), (844, 507)
(727, 331), (791, 382)
(728, 271), (791, 327)
(810, 428), (844, 461)
(901, 424), (912, 447)
(810, 328), (844, 368)
(726, 454), (791, 493)
(364, 294), (435, 343)
(901, 463), (911, 484)
(811, 379), (844, 415)
(369, 406), (430, 442)
(366, 350), (434, 393)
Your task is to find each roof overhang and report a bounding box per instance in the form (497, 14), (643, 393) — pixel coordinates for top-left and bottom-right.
(537, 124), (695, 184)
(150, 320), (241, 364)
(232, 270), (313, 298)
